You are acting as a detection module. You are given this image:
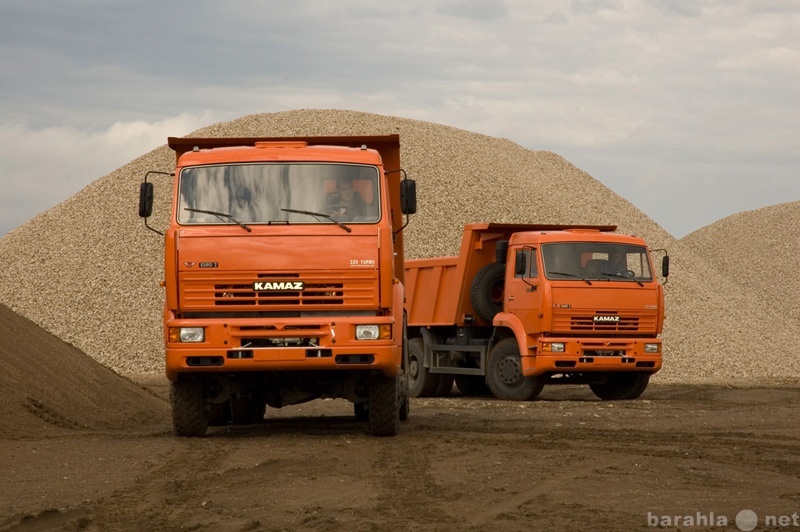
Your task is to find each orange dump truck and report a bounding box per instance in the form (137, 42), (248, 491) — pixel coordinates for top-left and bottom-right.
(404, 223), (668, 401)
(138, 135), (416, 436)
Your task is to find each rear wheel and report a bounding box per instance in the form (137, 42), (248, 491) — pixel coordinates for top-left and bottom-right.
(486, 338), (544, 401)
(590, 372), (650, 400)
(170, 379), (208, 437)
(368, 374), (400, 437)
(407, 338), (442, 397)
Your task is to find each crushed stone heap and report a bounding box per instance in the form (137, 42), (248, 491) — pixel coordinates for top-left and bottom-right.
(1, 109), (798, 385)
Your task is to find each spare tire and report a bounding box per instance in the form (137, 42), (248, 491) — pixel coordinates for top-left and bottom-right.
(470, 262), (506, 323)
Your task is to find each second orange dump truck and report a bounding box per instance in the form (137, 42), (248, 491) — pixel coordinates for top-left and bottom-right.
(404, 223), (668, 401)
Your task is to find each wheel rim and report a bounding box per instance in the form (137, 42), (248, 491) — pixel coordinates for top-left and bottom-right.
(490, 283), (504, 306)
(409, 356), (420, 386)
(497, 356), (522, 386)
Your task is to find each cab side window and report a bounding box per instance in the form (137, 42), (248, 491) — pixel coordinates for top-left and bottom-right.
(514, 248), (538, 278)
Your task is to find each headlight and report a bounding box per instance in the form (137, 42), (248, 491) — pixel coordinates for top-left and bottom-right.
(179, 327), (205, 343)
(355, 324), (391, 340)
(543, 342), (565, 353)
(644, 343), (660, 353)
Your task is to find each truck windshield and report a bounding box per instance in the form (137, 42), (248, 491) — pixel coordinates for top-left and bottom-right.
(177, 163), (380, 225)
(542, 242), (653, 282)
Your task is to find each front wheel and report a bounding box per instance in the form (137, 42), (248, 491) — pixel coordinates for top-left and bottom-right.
(170, 379), (208, 437)
(368, 374), (400, 437)
(486, 338), (544, 401)
(590, 372), (650, 400)
(399, 367), (410, 421)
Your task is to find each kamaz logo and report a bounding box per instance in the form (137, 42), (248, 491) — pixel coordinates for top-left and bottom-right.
(593, 315), (620, 323)
(253, 281), (304, 291)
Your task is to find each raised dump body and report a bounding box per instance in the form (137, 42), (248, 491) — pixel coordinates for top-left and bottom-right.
(405, 223), (668, 401)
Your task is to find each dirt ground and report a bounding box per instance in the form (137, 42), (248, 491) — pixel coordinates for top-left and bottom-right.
(1, 380), (798, 532)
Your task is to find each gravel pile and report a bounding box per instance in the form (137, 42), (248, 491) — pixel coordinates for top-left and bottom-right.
(1, 109), (798, 384)
(680, 201), (800, 326)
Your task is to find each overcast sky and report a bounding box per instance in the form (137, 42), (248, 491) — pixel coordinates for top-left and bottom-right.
(1, 1), (797, 238)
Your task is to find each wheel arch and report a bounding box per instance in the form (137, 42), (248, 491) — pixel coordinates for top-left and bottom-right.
(492, 312), (534, 375)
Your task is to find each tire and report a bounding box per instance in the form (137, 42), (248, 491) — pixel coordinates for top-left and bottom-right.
(455, 375), (491, 397)
(368, 374), (400, 437)
(399, 368), (410, 421)
(170, 379), (208, 437)
(399, 314), (410, 421)
(486, 338), (544, 401)
(470, 262), (506, 323)
(590, 372), (650, 400)
(407, 338), (442, 398)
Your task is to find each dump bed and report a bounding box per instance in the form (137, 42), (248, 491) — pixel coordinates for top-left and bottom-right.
(405, 223), (617, 326)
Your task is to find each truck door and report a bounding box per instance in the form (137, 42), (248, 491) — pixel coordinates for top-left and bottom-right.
(505, 247), (544, 334)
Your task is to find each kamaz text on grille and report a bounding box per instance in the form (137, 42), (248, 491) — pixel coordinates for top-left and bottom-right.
(253, 281), (305, 291)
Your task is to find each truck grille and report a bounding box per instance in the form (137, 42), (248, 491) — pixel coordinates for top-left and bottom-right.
(570, 315), (640, 332)
(553, 312), (657, 334)
(179, 271), (379, 310)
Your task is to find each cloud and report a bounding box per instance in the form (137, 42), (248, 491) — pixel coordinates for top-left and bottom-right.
(0, 112), (220, 234)
(0, 0), (797, 239)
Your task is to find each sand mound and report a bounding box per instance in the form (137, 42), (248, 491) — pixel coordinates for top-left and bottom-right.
(0, 303), (168, 438)
(0, 109), (798, 384)
(680, 201), (800, 324)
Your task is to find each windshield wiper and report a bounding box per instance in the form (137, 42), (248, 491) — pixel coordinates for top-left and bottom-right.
(600, 272), (644, 286)
(281, 208), (352, 233)
(549, 271), (592, 285)
(184, 208), (252, 232)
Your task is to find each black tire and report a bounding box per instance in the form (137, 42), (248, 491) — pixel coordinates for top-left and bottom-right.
(354, 402), (369, 421)
(486, 338), (544, 401)
(170, 379), (208, 437)
(471, 262), (506, 323)
(455, 375), (491, 397)
(590, 372), (650, 400)
(399, 314), (410, 421)
(407, 338), (442, 397)
(399, 368), (410, 421)
(368, 374), (400, 437)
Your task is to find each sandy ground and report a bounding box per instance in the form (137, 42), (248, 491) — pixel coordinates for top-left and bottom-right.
(2, 381), (798, 532)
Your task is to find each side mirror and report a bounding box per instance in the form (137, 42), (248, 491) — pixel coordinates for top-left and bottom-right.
(662, 255), (670, 278)
(139, 182), (154, 218)
(400, 179), (416, 215)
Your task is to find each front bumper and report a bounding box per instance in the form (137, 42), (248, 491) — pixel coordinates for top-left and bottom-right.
(521, 337), (662, 377)
(164, 315), (400, 381)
